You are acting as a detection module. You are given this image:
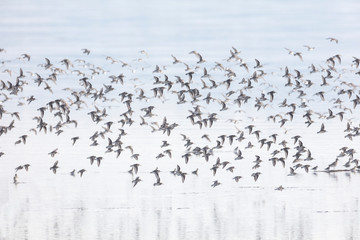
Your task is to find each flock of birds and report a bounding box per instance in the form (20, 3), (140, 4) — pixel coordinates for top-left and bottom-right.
(1, 38), (360, 190)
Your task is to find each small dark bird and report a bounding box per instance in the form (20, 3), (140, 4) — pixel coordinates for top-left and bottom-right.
(48, 148), (58, 157)
(251, 172), (261, 181)
(153, 178), (163, 186)
(326, 37), (338, 44)
(233, 176), (242, 182)
(71, 136), (79, 145)
(78, 169), (86, 177)
(254, 59), (263, 68)
(132, 177), (142, 187)
(15, 165), (23, 172)
(50, 161), (59, 174)
(82, 49), (91, 55)
(317, 123), (326, 134)
(23, 164), (30, 171)
(13, 174), (18, 184)
(211, 180), (221, 188)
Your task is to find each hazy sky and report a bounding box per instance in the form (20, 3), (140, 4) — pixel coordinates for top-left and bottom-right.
(1, 0), (359, 60)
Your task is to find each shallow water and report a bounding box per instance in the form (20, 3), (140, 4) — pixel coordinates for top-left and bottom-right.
(1, 0), (360, 239)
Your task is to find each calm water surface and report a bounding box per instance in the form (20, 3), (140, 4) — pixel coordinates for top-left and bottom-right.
(1, 0), (360, 239)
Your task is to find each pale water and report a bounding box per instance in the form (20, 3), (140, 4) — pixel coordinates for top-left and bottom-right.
(1, 0), (360, 239)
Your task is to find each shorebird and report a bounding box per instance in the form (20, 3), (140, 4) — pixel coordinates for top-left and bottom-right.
(15, 165), (23, 172)
(233, 176), (242, 182)
(192, 168), (198, 175)
(160, 140), (170, 148)
(48, 148), (58, 157)
(151, 167), (161, 181)
(50, 161), (59, 174)
(180, 172), (187, 183)
(326, 37), (338, 44)
(211, 180), (221, 187)
(189, 50), (205, 63)
(21, 53), (31, 61)
(81, 49), (90, 55)
(303, 45), (315, 51)
(328, 158), (339, 169)
(251, 172), (261, 181)
(43, 58), (52, 69)
(254, 59), (263, 68)
(130, 164), (140, 175)
(71, 136), (79, 145)
(132, 177), (142, 187)
(153, 178), (163, 186)
(23, 164), (30, 171)
(13, 174), (18, 184)
(78, 169), (86, 177)
(285, 48), (303, 61)
(288, 167), (296, 176)
(317, 123), (327, 134)
(171, 55), (182, 64)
